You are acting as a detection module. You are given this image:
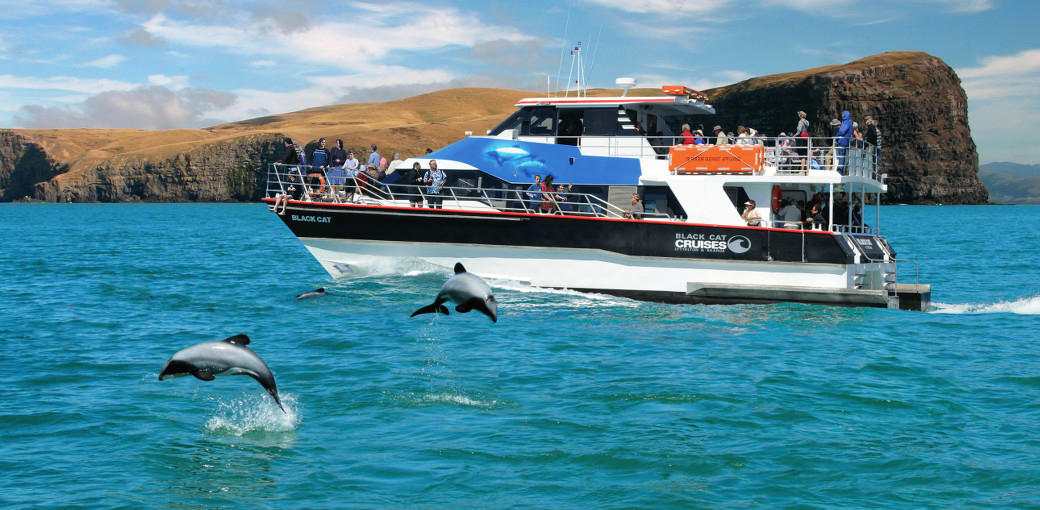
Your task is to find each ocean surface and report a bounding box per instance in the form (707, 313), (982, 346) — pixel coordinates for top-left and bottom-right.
(2, 203), (1038, 508)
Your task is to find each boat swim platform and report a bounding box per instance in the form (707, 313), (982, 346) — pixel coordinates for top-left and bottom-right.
(684, 282), (931, 311)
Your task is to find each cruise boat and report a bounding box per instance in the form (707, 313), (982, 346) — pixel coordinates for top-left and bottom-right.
(263, 81), (930, 311)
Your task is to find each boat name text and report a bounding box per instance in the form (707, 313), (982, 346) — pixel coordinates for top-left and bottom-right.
(291, 215), (331, 223)
(674, 233), (751, 254)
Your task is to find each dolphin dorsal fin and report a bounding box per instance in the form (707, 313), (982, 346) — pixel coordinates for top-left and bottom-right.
(223, 334), (251, 346)
(454, 263), (466, 274)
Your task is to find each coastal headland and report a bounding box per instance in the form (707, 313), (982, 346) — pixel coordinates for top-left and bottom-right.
(0, 51), (986, 204)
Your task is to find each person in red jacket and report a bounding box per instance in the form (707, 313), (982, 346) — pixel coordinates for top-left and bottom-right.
(680, 123), (695, 145)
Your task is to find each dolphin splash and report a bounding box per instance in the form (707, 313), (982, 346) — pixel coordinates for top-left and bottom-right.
(159, 334), (285, 412)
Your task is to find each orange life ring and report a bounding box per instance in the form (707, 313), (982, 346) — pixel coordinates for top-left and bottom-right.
(771, 185), (783, 214)
(306, 173), (326, 194)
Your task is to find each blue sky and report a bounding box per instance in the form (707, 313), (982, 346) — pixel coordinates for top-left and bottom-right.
(0, 0), (1036, 163)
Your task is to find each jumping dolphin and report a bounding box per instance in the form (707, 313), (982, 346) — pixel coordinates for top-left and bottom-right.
(295, 288), (327, 300)
(411, 262), (498, 322)
(159, 334), (285, 412)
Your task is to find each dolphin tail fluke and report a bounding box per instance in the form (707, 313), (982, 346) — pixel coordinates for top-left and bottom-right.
(270, 391), (286, 413)
(411, 302), (450, 318)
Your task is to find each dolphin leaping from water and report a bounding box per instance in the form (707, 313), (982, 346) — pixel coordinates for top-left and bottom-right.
(159, 334), (285, 412)
(411, 262), (498, 322)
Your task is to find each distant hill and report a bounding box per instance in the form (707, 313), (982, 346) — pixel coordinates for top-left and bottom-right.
(980, 162), (1040, 204)
(0, 52), (989, 203)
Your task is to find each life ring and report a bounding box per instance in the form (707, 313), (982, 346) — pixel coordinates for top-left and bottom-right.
(771, 185), (783, 214)
(306, 173), (326, 194)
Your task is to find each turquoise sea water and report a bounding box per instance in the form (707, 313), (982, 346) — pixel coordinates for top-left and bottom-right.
(2, 203), (1039, 508)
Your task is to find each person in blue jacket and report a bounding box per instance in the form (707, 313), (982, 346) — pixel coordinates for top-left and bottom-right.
(835, 111), (853, 174)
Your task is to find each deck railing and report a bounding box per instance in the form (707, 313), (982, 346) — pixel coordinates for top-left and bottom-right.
(543, 135), (880, 181)
(266, 164), (671, 220)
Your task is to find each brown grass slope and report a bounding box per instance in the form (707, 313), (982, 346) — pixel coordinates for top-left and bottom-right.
(0, 51), (986, 203)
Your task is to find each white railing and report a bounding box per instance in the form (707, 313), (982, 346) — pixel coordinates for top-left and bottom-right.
(265, 164), (671, 220)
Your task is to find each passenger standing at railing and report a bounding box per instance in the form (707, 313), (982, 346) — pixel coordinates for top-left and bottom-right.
(367, 144), (381, 170)
(713, 126), (728, 145)
(557, 184), (573, 212)
(329, 139), (347, 168)
(403, 162), (424, 207)
(680, 124), (695, 145)
(794, 111), (810, 173)
(693, 130), (705, 145)
(736, 126), (751, 145)
(540, 174), (558, 214)
(387, 153), (404, 174)
(345, 151), (359, 175)
(778, 199), (803, 229)
(526, 175), (542, 211)
(863, 116), (881, 159)
(805, 203), (825, 230)
(836, 111), (853, 174)
(311, 138), (328, 171)
(276, 138), (303, 202)
(742, 200), (762, 226)
(327, 139), (347, 190)
(623, 193), (643, 220)
(422, 159), (445, 209)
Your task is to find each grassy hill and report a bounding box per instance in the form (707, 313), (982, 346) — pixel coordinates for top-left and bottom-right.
(980, 162), (1040, 204)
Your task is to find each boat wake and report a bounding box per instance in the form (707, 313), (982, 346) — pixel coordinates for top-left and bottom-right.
(204, 393), (301, 436)
(931, 295), (1040, 315)
(331, 257), (444, 278)
(488, 278), (641, 308)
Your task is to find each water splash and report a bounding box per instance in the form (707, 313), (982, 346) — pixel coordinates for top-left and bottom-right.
(488, 279), (640, 308)
(420, 393), (498, 408)
(332, 257), (443, 278)
(204, 393), (301, 436)
(932, 295), (1040, 315)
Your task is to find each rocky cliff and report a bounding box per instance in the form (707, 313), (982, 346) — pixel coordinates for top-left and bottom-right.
(705, 51), (987, 204)
(0, 53), (987, 203)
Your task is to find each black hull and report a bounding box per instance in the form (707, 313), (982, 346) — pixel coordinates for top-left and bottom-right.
(271, 200), (866, 265)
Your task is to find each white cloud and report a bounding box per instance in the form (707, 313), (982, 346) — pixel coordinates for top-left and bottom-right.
(83, 53), (126, 68)
(580, 0), (728, 16)
(249, 60), (276, 68)
(913, 0), (993, 13)
(958, 48), (1040, 100)
(958, 48), (1040, 163)
(0, 74), (136, 94)
(147, 74), (189, 89)
(14, 85), (236, 129)
(139, 3), (537, 71)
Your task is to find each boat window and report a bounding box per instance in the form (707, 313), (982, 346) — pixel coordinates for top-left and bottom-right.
(488, 110), (524, 136)
(723, 186), (751, 213)
(581, 108), (618, 136)
(523, 106), (556, 136)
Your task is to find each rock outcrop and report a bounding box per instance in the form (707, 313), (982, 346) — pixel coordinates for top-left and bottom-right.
(705, 51), (987, 204)
(0, 53), (987, 203)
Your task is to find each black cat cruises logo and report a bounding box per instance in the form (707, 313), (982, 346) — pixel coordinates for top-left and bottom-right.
(675, 233), (751, 254)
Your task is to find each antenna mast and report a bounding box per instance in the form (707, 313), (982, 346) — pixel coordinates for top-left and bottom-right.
(564, 42), (587, 98)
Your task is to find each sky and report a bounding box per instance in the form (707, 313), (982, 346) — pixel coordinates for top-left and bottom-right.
(0, 0), (1036, 164)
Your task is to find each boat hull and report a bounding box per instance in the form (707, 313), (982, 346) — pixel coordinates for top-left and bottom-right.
(270, 200), (913, 308)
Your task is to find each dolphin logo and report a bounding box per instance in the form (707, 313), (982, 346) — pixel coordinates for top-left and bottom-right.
(159, 334), (285, 412)
(411, 262), (498, 322)
(727, 235), (751, 254)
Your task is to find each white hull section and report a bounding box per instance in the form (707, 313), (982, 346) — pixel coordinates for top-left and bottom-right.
(299, 237), (864, 294)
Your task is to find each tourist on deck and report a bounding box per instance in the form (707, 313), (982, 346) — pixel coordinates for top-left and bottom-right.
(403, 162), (424, 207)
(778, 198), (803, 229)
(326, 139), (347, 192)
(851, 196), (864, 227)
(557, 184), (574, 213)
(274, 138), (303, 205)
(794, 111), (810, 173)
(624, 193), (643, 220)
(345, 151), (359, 174)
(736, 126), (751, 145)
(540, 174), (558, 214)
(713, 125), (728, 145)
(526, 175), (542, 212)
(311, 138), (328, 170)
(367, 144), (381, 169)
(329, 139), (347, 168)
(423, 159), (446, 209)
(693, 130), (705, 145)
(863, 116), (880, 154)
(805, 203), (826, 230)
(742, 200), (762, 226)
(836, 111), (853, 174)
(387, 152), (404, 174)
(680, 124), (695, 145)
